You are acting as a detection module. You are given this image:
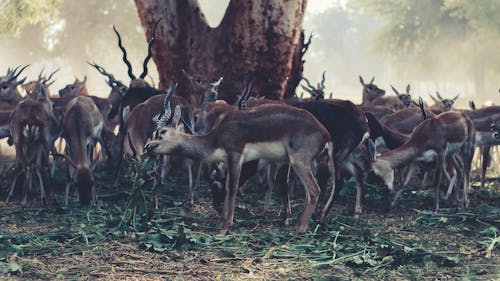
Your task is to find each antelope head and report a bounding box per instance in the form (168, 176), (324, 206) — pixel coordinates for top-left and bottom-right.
(301, 71), (326, 100)
(0, 65), (29, 104)
(147, 84), (188, 154)
(24, 67), (60, 99)
(429, 91), (458, 112)
(88, 61), (128, 110)
(359, 75), (385, 102)
(59, 76), (88, 98)
(182, 69), (223, 107)
(390, 84), (413, 108)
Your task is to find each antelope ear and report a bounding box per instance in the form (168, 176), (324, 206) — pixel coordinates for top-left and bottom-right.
(453, 94), (459, 101)
(406, 84), (410, 94)
(359, 75), (365, 86)
(369, 76), (375, 84)
(429, 94), (438, 103)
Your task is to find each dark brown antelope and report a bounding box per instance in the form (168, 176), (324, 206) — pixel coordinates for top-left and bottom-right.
(146, 97), (330, 233)
(59, 96), (103, 205)
(7, 81), (57, 205)
(372, 111), (475, 212)
(429, 92), (459, 114)
(380, 98), (436, 135)
(301, 71), (326, 101)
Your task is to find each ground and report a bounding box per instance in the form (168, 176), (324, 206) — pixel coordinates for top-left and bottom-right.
(0, 158), (499, 280)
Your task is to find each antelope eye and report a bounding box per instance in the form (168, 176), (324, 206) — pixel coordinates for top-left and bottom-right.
(1, 84), (8, 91)
(69, 85), (76, 90)
(120, 87), (127, 93)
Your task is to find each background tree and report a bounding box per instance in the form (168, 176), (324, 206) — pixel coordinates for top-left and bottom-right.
(355, 0), (500, 102)
(134, 0), (308, 102)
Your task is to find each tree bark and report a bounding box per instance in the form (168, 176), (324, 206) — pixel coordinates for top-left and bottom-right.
(134, 0), (307, 103)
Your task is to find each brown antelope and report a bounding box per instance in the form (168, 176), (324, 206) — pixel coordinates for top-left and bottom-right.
(0, 65), (29, 109)
(358, 75), (386, 107)
(370, 84), (413, 110)
(359, 76), (396, 119)
(372, 111), (475, 212)
(146, 95), (330, 233)
(59, 96), (103, 205)
(429, 92), (459, 114)
(381, 103), (436, 135)
(7, 81), (57, 205)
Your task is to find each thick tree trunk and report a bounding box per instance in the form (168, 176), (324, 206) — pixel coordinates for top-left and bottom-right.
(134, 0), (307, 103)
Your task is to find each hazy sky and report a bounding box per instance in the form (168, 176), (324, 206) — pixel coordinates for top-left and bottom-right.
(0, 0), (494, 106)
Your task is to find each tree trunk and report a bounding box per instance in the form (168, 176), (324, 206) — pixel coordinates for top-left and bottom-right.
(134, 0), (308, 103)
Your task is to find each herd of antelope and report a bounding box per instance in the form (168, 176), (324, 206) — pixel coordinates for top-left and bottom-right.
(1, 22), (499, 234)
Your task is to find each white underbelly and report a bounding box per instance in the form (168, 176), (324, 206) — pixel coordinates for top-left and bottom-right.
(417, 149), (437, 162)
(242, 141), (287, 162)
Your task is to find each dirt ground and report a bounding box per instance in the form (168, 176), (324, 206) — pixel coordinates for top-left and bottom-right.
(0, 161), (499, 280)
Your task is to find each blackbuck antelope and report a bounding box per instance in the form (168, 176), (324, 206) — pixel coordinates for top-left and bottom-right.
(372, 111), (475, 212)
(301, 71), (326, 100)
(381, 101), (436, 135)
(294, 100), (372, 221)
(59, 96), (103, 205)
(462, 105), (500, 188)
(0, 65), (29, 109)
(371, 84), (414, 110)
(359, 76), (396, 119)
(429, 92), (459, 114)
(7, 81), (57, 205)
(109, 19), (161, 123)
(359, 75), (385, 106)
(146, 97), (330, 233)
(389, 84), (415, 108)
(366, 112), (407, 152)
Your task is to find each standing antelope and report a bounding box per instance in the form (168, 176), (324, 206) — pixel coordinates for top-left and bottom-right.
(59, 96), (103, 205)
(372, 111), (475, 211)
(429, 92), (459, 114)
(7, 81), (57, 205)
(146, 97), (330, 233)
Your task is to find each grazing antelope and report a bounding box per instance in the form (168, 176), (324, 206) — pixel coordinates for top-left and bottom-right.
(0, 65), (29, 109)
(429, 92), (459, 114)
(146, 95), (330, 233)
(372, 111), (475, 212)
(59, 96), (103, 205)
(294, 99), (372, 221)
(7, 81), (57, 205)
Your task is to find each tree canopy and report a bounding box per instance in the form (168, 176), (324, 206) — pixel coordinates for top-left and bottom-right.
(356, 0), (500, 99)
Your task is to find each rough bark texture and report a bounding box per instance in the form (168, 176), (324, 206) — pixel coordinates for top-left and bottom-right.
(134, 0), (307, 103)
